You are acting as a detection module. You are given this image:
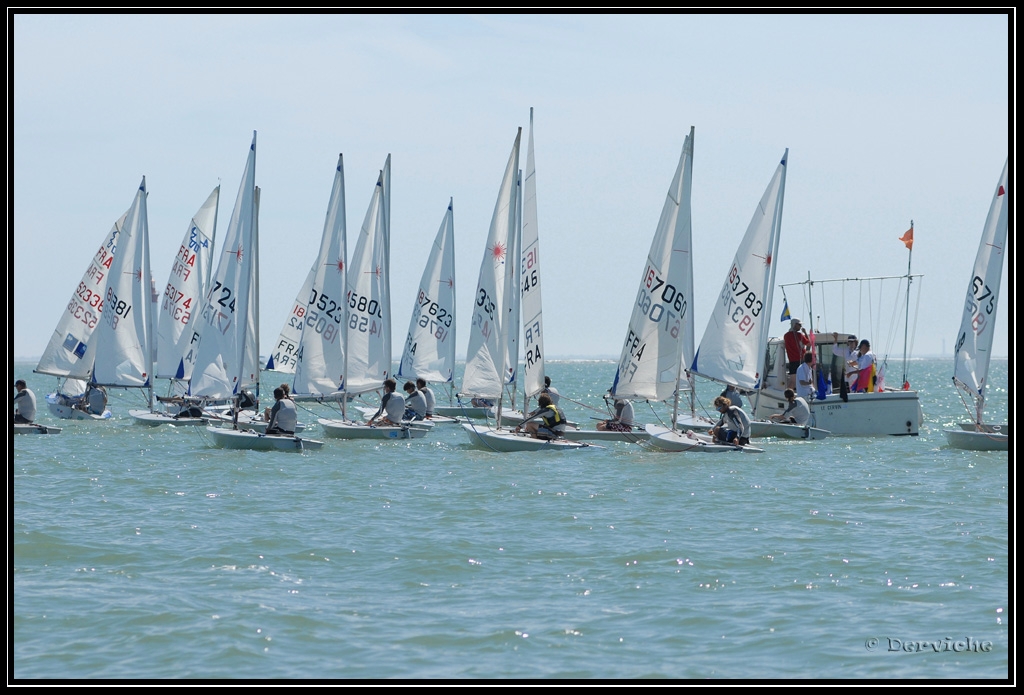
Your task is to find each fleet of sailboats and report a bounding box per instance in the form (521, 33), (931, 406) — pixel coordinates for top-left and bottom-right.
(19, 127), (1005, 458)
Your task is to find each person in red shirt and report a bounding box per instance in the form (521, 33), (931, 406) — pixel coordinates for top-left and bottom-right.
(783, 318), (810, 389)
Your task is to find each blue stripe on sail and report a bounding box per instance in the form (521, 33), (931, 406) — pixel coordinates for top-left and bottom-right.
(174, 360), (186, 381)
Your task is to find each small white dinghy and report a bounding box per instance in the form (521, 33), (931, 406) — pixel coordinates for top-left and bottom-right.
(128, 409), (206, 427)
(46, 393), (112, 420)
(13, 423), (63, 435)
(206, 426), (324, 451)
(318, 418), (428, 440)
(644, 424), (764, 453)
(675, 412), (828, 441)
(434, 404), (492, 419)
(944, 424), (1009, 452)
(561, 426), (649, 443)
(461, 422), (594, 452)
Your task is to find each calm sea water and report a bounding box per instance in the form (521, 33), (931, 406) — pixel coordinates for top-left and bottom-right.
(13, 358), (1009, 680)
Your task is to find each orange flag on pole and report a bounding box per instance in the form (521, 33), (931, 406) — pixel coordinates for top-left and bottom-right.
(899, 227), (913, 250)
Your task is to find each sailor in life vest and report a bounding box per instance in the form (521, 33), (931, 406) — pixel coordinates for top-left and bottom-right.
(515, 394), (566, 440)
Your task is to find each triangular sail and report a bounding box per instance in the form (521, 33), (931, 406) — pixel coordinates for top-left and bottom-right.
(190, 132), (258, 399)
(156, 185), (219, 381)
(344, 155), (392, 396)
(397, 199), (457, 384)
(461, 130), (522, 399)
(292, 154), (348, 398)
(504, 169), (522, 396)
(520, 108), (546, 400)
(611, 127), (695, 403)
(92, 177), (154, 393)
(35, 210), (129, 382)
(691, 149), (788, 391)
(267, 273), (314, 373)
(953, 158), (1008, 422)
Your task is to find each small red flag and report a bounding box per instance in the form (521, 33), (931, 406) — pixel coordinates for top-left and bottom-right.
(899, 228), (913, 250)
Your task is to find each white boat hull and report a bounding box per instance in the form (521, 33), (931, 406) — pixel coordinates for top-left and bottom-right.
(561, 427), (649, 443)
(461, 423), (593, 452)
(644, 424), (764, 453)
(45, 394), (111, 421)
(318, 419), (427, 439)
(13, 423), (63, 435)
(943, 424), (1009, 451)
(206, 426), (323, 451)
(433, 405), (491, 419)
(674, 413), (828, 440)
(128, 409), (205, 426)
(753, 389), (922, 436)
(205, 413), (306, 433)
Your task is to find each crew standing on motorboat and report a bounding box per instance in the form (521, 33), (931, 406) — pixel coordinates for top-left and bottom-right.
(710, 395), (752, 447)
(265, 387), (298, 435)
(515, 394), (566, 440)
(13, 380), (37, 424)
(850, 340), (877, 393)
(796, 353), (815, 400)
(367, 378), (406, 427)
(832, 333), (860, 391)
(783, 318), (811, 389)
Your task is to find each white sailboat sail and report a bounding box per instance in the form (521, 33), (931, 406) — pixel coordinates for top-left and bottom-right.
(611, 127), (695, 403)
(952, 158), (1008, 423)
(520, 109), (545, 401)
(266, 273), (314, 373)
(397, 199), (457, 384)
(461, 129), (522, 400)
(156, 186), (219, 381)
(292, 154), (348, 399)
(344, 155), (392, 395)
(691, 150), (788, 391)
(92, 177), (155, 397)
(190, 132), (258, 400)
(35, 210), (129, 383)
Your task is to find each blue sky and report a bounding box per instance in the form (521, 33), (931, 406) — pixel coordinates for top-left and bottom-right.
(12, 13), (1011, 365)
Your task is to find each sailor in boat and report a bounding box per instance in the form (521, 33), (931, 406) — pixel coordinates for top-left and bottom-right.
(265, 387), (298, 436)
(264, 383), (292, 422)
(710, 395), (752, 447)
(77, 384), (107, 416)
(13, 380), (37, 424)
(768, 389), (811, 426)
(783, 318), (811, 390)
(402, 381), (428, 421)
(416, 378), (436, 418)
(367, 378), (406, 427)
(849, 340), (877, 393)
(719, 384), (746, 411)
(831, 333), (860, 391)
(796, 353), (816, 401)
(540, 376), (561, 405)
(597, 396), (634, 432)
(515, 394), (567, 441)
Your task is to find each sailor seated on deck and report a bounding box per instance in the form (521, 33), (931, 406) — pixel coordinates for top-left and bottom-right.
(265, 387), (297, 435)
(367, 379), (405, 427)
(597, 394), (634, 432)
(76, 385), (107, 415)
(768, 389), (811, 426)
(514, 395), (566, 441)
(710, 395), (751, 447)
(402, 381), (427, 421)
